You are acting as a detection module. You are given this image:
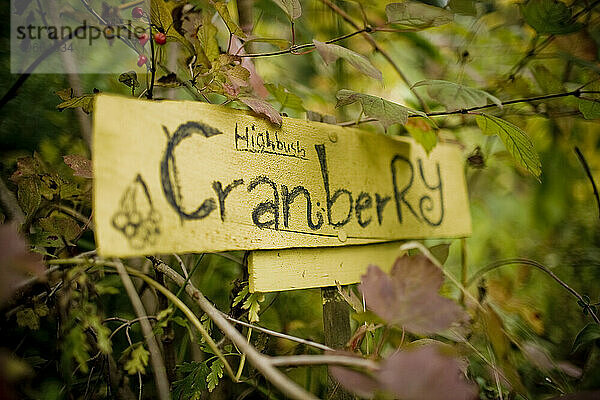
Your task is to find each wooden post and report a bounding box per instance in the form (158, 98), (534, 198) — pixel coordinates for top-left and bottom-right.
(322, 286), (353, 400)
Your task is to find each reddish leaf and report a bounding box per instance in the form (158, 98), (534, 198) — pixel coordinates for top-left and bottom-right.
(0, 224), (45, 305)
(63, 155), (92, 179)
(360, 255), (468, 334)
(378, 344), (477, 400)
(239, 96), (283, 126)
(329, 366), (379, 399)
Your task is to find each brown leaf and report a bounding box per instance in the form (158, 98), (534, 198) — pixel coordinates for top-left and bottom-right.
(239, 96), (282, 126)
(329, 366), (379, 398)
(360, 255), (468, 334)
(0, 224), (45, 305)
(63, 155), (92, 179)
(378, 344), (477, 400)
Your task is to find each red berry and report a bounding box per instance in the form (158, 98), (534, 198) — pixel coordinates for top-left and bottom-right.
(154, 32), (167, 45)
(137, 54), (148, 67)
(132, 7), (144, 19)
(138, 33), (149, 46)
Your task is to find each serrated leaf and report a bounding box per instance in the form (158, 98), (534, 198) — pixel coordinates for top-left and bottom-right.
(118, 71), (140, 89)
(521, 0), (583, 35)
(34, 302), (49, 317)
(265, 84), (305, 112)
(336, 89), (427, 130)
(572, 323), (600, 353)
(413, 80), (502, 111)
(272, 0), (302, 20)
(206, 358), (224, 392)
(360, 256), (468, 334)
(63, 325), (91, 373)
(17, 308), (40, 330)
(17, 177), (41, 215)
(55, 88), (74, 101)
(173, 362), (210, 400)
(239, 96), (283, 126)
(232, 285), (249, 307)
(242, 292), (265, 323)
(212, 1), (246, 38)
(385, 2), (454, 29)
(314, 40), (382, 80)
(63, 154), (92, 179)
(38, 215), (80, 241)
(405, 119), (437, 154)
(124, 344), (149, 375)
(476, 114), (541, 181)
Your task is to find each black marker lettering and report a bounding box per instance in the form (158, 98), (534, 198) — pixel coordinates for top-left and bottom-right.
(417, 159), (444, 226)
(281, 185), (324, 230)
(391, 155), (420, 223)
(212, 179), (244, 222)
(375, 193), (391, 225)
(315, 144), (353, 227)
(355, 192), (373, 228)
(248, 176), (279, 229)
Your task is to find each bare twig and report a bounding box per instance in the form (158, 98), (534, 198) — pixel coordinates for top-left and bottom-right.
(270, 354), (378, 370)
(113, 260), (170, 400)
(574, 146), (600, 219)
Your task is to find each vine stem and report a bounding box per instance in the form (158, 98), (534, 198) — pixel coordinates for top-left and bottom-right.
(574, 146), (600, 219)
(465, 258), (600, 324)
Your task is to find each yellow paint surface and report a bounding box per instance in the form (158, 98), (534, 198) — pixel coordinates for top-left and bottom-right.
(249, 242), (405, 292)
(93, 94), (470, 257)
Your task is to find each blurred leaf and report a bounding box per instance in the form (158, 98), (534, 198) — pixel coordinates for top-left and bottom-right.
(206, 358), (224, 392)
(16, 308), (40, 330)
(521, 0), (583, 35)
(579, 98), (600, 119)
(476, 114), (541, 181)
(330, 365), (379, 398)
(212, 1), (246, 38)
(244, 37), (290, 50)
(359, 255), (468, 334)
(448, 0), (477, 16)
(378, 344), (477, 400)
(413, 80), (502, 111)
(150, 0), (173, 31)
(54, 88), (74, 101)
(63, 154), (92, 179)
(10, 155), (43, 182)
(336, 89), (427, 129)
(239, 96), (283, 126)
(38, 215), (80, 242)
(17, 177), (41, 216)
(198, 13), (220, 62)
(56, 93), (95, 114)
(405, 119), (437, 153)
(173, 362), (210, 400)
(0, 224), (45, 305)
(429, 243), (451, 264)
(313, 40), (382, 80)
(385, 2), (454, 29)
(118, 71), (140, 89)
(572, 323), (600, 353)
(124, 343), (149, 375)
(63, 325), (91, 373)
(272, 0), (302, 20)
(266, 84), (305, 112)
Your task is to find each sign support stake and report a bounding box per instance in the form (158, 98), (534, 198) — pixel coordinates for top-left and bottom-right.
(321, 286), (353, 400)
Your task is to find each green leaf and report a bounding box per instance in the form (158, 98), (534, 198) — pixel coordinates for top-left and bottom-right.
(56, 94), (95, 114)
(579, 98), (600, 119)
(118, 71), (140, 89)
(232, 285), (249, 307)
(173, 362), (210, 400)
(124, 343), (150, 375)
(38, 215), (81, 242)
(521, 0), (583, 35)
(206, 358), (224, 392)
(572, 323), (600, 353)
(197, 13), (220, 62)
(405, 121), (438, 154)
(266, 84), (305, 112)
(476, 113), (542, 181)
(313, 40), (382, 81)
(17, 308), (40, 330)
(212, 1), (246, 38)
(385, 2), (454, 29)
(242, 292), (265, 323)
(272, 0), (302, 20)
(413, 80), (502, 111)
(17, 177), (41, 216)
(336, 89), (427, 130)
(448, 0), (478, 16)
(63, 325), (91, 373)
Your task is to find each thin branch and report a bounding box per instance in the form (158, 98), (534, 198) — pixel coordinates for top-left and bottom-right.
(222, 313), (333, 352)
(574, 146), (600, 219)
(113, 260), (170, 400)
(239, 28), (369, 58)
(270, 354), (378, 370)
(466, 258), (600, 324)
(319, 0), (429, 112)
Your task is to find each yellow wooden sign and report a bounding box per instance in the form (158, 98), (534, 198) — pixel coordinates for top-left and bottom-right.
(93, 94), (470, 258)
(249, 242), (405, 292)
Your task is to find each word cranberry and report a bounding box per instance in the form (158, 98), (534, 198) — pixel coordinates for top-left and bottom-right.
(137, 54), (148, 67)
(154, 32), (167, 45)
(132, 7), (144, 19)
